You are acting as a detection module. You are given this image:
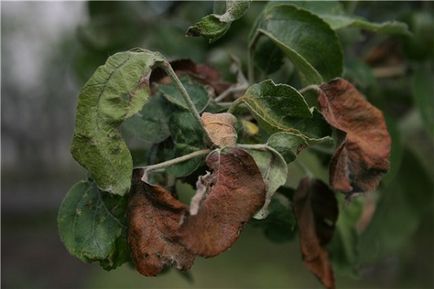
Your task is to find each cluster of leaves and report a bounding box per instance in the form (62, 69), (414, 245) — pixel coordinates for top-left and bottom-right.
(59, 1), (434, 288)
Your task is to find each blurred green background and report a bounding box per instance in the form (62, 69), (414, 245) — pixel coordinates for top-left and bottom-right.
(2, 1), (433, 289)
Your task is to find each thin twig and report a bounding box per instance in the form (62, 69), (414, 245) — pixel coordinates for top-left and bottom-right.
(138, 149), (211, 182)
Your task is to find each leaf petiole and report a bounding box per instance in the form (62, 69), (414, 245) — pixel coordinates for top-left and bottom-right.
(237, 143), (268, 150)
(138, 149), (211, 182)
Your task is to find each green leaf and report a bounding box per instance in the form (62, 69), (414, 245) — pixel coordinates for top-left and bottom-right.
(166, 110), (206, 177)
(412, 65), (434, 137)
(328, 195), (363, 277)
(236, 79), (311, 127)
(235, 80), (332, 140)
(186, 0), (250, 43)
(71, 49), (165, 195)
(121, 94), (170, 145)
(288, 1), (410, 35)
(324, 15), (411, 35)
(58, 180), (129, 270)
(267, 131), (333, 163)
(253, 37), (285, 75)
(159, 75), (210, 112)
(403, 12), (434, 60)
(243, 145), (288, 219)
(251, 4), (343, 84)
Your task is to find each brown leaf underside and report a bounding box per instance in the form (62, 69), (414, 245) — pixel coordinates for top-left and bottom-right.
(150, 59), (230, 94)
(176, 148), (266, 257)
(128, 171), (195, 276)
(318, 78), (391, 195)
(128, 148), (266, 276)
(293, 177), (339, 289)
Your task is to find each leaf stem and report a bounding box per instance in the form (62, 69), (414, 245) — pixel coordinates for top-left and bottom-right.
(237, 143), (268, 150)
(217, 101), (234, 108)
(161, 62), (212, 144)
(138, 149), (211, 182)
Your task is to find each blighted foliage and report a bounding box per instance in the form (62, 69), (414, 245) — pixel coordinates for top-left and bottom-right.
(128, 171), (195, 276)
(56, 1), (432, 288)
(318, 79), (391, 198)
(293, 177), (338, 289)
(177, 148), (266, 257)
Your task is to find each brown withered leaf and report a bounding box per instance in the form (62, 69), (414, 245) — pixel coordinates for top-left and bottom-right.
(177, 148), (266, 257)
(293, 177), (338, 289)
(150, 59), (230, 94)
(318, 78), (391, 196)
(201, 112), (238, 147)
(128, 170), (195, 276)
